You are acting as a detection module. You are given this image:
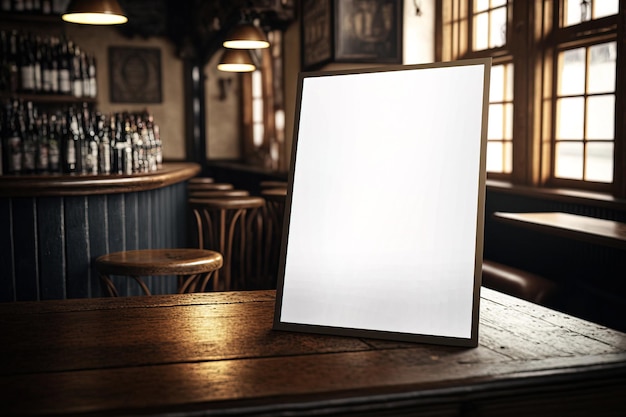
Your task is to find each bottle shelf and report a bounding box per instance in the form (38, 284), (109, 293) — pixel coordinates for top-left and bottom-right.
(0, 91), (97, 105)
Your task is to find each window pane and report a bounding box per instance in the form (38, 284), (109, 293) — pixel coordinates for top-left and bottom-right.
(585, 142), (613, 182)
(556, 97), (584, 139)
(586, 95), (615, 140)
(488, 104), (503, 139)
(559, 48), (585, 96)
(504, 103), (513, 139)
(490, 6), (506, 48)
(588, 42), (616, 94)
(504, 63), (513, 100)
(564, 0), (582, 26)
(252, 71), (263, 97)
(252, 98), (263, 123)
(486, 141), (503, 172)
(490, 65), (504, 102)
(475, 0), (489, 12)
(555, 142), (583, 179)
(594, 0), (619, 19)
(503, 141), (512, 173)
(492, 0), (507, 7)
(474, 12), (488, 50)
(253, 123), (264, 147)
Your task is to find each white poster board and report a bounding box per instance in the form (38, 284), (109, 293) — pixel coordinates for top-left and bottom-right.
(274, 59), (491, 347)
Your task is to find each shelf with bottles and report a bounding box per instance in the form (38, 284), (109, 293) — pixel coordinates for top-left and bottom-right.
(0, 0), (71, 21)
(1, 99), (164, 177)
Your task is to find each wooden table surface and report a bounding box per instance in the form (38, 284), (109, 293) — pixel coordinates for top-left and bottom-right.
(493, 211), (626, 250)
(1, 289), (625, 416)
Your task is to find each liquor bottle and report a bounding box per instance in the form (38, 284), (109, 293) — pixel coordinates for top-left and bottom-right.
(33, 35), (42, 92)
(41, 0), (51, 14)
(63, 108), (79, 173)
(18, 34), (35, 93)
(41, 38), (52, 93)
(81, 51), (89, 99)
(87, 54), (97, 98)
(48, 113), (60, 172)
(82, 106), (98, 174)
(36, 113), (50, 173)
(13, 0), (25, 13)
(70, 43), (82, 98)
(48, 37), (59, 93)
(97, 114), (111, 174)
(57, 39), (71, 95)
(124, 116), (135, 173)
(1, 0), (12, 12)
(5, 101), (23, 174)
(7, 31), (19, 93)
(21, 101), (37, 173)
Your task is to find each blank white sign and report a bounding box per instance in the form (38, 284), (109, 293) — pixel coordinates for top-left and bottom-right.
(274, 59), (490, 347)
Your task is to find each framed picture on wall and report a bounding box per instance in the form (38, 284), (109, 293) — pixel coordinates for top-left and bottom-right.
(301, 0), (333, 70)
(109, 47), (162, 103)
(334, 0), (402, 64)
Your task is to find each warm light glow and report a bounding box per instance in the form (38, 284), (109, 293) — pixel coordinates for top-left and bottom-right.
(223, 39), (270, 49)
(62, 12), (128, 24)
(217, 63), (256, 72)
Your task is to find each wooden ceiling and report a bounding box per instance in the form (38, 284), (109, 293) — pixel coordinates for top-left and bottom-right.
(116, 0), (296, 63)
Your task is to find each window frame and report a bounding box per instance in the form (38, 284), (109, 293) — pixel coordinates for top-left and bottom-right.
(435, 0), (625, 197)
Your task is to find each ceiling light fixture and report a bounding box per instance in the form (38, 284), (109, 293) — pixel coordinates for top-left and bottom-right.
(62, 0), (128, 25)
(217, 48), (256, 73)
(222, 22), (270, 49)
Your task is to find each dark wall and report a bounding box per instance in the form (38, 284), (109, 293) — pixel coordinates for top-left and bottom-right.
(0, 182), (189, 301)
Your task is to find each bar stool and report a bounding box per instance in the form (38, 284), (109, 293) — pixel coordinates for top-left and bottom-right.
(260, 180), (287, 190)
(188, 190), (250, 199)
(189, 196), (265, 291)
(188, 176), (215, 185)
(95, 248), (223, 296)
(187, 183), (234, 192)
(260, 188), (287, 288)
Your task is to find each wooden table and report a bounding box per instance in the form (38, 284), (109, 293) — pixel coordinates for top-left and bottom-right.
(1, 289), (625, 416)
(493, 211), (626, 250)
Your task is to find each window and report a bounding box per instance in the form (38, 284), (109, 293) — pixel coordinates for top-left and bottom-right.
(436, 1), (624, 196)
(241, 30), (286, 171)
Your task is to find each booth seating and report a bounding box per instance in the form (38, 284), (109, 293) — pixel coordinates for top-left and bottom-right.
(482, 259), (558, 305)
(189, 197), (266, 291)
(95, 248), (223, 296)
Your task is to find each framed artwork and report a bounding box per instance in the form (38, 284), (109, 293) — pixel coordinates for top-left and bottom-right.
(109, 47), (162, 103)
(301, 0), (333, 70)
(335, 0), (402, 63)
(301, 0), (403, 70)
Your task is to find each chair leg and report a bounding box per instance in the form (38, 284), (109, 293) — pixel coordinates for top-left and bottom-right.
(99, 273), (119, 297)
(130, 276), (152, 296)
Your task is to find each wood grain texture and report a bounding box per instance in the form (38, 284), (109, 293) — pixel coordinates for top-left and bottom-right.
(0, 289), (624, 416)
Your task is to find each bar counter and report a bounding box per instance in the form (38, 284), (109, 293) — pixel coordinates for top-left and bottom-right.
(0, 288), (624, 416)
(0, 163), (201, 301)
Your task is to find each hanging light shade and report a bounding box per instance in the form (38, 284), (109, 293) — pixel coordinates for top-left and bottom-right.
(217, 49), (256, 72)
(222, 23), (270, 49)
(62, 0), (128, 25)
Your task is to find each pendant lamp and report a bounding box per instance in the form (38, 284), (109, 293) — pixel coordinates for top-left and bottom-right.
(217, 48), (256, 72)
(62, 0), (128, 25)
(222, 23), (270, 49)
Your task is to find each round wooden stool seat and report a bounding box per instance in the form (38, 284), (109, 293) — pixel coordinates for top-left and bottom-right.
(187, 183), (234, 192)
(95, 248), (223, 296)
(259, 180), (287, 190)
(188, 177), (215, 184)
(189, 190), (250, 198)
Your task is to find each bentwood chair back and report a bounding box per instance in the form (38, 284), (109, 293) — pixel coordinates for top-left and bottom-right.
(188, 196), (265, 291)
(260, 188), (287, 288)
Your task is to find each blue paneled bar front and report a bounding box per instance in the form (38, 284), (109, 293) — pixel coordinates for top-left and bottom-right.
(0, 163), (200, 300)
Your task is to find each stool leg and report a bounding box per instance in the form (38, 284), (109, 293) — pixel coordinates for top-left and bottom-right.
(99, 273), (119, 297)
(130, 276), (152, 296)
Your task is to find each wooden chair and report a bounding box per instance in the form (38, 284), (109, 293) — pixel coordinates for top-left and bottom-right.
(95, 248), (223, 296)
(260, 187), (287, 288)
(189, 196), (265, 291)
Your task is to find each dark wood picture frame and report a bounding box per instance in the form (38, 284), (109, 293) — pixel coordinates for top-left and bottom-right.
(301, 0), (402, 70)
(301, 0), (333, 70)
(109, 46), (162, 103)
(334, 0), (402, 64)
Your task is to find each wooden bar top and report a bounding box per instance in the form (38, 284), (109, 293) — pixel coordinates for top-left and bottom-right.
(0, 289), (625, 416)
(493, 211), (626, 250)
(0, 162), (201, 197)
